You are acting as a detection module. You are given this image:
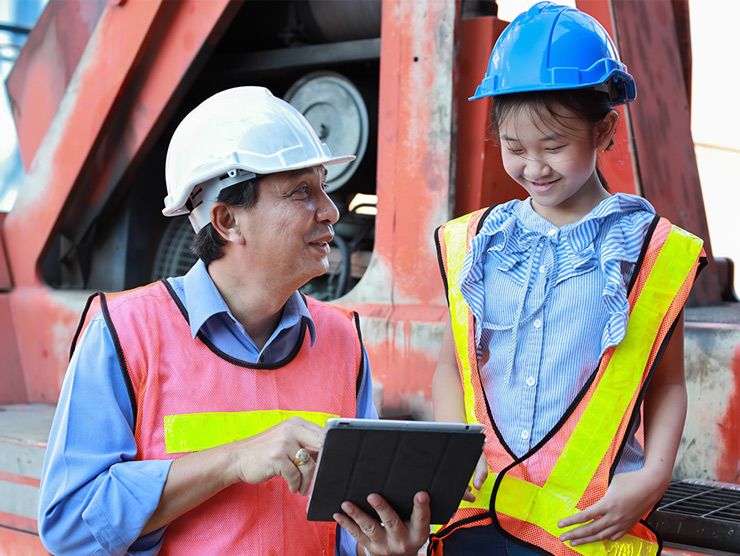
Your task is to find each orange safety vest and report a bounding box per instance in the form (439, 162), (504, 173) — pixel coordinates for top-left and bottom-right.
(75, 280), (362, 555)
(429, 209), (704, 556)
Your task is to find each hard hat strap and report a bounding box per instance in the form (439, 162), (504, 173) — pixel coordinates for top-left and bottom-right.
(187, 170), (257, 232)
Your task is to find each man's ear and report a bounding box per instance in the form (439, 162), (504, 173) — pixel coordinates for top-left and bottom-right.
(210, 203), (245, 244)
(596, 110), (619, 151)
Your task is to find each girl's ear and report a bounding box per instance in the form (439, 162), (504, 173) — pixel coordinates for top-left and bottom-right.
(595, 110), (619, 151)
(210, 203), (245, 245)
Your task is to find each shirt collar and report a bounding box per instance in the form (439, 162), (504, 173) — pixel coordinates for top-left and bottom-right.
(515, 193), (654, 237)
(182, 259), (316, 345)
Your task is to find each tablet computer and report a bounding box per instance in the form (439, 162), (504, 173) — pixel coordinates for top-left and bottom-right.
(307, 418), (485, 525)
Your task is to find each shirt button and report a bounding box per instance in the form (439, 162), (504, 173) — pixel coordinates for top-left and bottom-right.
(526, 376), (536, 387)
(521, 430), (530, 440)
(539, 264), (547, 274)
(534, 318), (543, 329)
(547, 229), (557, 237)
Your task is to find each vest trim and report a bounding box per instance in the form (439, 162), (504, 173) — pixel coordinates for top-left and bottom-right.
(98, 292), (138, 425)
(160, 278), (308, 370)
(69, 291), (101, 361)
(626, 215), (660, 295)
(353, 312), (365, 396)
(434, 227), (450, 305)
(608, 314), (681, 481)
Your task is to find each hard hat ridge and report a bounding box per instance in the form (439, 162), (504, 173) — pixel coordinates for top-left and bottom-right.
(163, 86), (355, 232)
(470, 1), (636, 105)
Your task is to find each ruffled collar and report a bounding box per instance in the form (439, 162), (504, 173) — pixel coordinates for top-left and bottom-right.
(459, 194), (656, 357)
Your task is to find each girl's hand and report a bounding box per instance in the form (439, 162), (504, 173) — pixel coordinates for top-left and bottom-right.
(462, 455), (489, 502)
(557, 468), (667, 546)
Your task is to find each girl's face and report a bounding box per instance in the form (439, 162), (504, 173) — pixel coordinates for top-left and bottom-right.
(499, 104), (615, 220)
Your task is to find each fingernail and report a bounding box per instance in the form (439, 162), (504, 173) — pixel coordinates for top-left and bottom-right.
(341, 503), (353, 514)
(333, 513), (341, 521)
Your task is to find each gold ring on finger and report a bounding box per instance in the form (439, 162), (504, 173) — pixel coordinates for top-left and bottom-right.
(292, 448), (309, 467)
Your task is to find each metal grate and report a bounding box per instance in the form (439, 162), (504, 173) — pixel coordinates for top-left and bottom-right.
(647, 480), (740, 553)
(151, 217), (196, 281)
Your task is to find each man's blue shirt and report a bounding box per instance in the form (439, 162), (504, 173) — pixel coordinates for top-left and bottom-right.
(38, 259), (376, 555)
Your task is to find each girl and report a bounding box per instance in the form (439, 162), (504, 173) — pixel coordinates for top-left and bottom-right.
(430, 3), (705, 555)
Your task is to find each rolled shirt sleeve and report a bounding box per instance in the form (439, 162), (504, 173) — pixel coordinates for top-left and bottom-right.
(38, 317), (172, 555)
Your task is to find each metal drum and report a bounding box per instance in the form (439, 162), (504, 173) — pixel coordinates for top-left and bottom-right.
(285, 72), (369, 193)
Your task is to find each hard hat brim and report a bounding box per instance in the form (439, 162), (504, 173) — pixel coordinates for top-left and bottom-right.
(162, 153), (356, 218)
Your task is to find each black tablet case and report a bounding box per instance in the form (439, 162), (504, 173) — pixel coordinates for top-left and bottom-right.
(307, 426), (484, 524)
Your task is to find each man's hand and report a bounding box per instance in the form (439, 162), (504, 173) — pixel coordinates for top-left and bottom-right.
(334, 491), (431, 556)
(231, 417), (325, 495)
(558, 469), (667, 546)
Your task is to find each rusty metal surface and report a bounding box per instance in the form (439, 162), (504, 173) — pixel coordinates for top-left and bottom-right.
(454, 15), (524, 216)
(677, 305), (740, 484)
(6, 0), (107, 170)
(2, 0), (239, 403)
(575, 0), (640, 196)
(0, 296), (26, 404)
(611, 0), (721, 306)
(338, 0), (458, 416)
(671, 0), (692, 104)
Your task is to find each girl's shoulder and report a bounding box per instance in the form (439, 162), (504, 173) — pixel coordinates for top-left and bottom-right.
(594, 193), (656, 253)
(477, 199), (523, 231)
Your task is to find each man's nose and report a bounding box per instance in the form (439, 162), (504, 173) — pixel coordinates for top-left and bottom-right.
(317, 189), (340, 225)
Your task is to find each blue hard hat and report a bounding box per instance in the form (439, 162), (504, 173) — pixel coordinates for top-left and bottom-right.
(470, 1), (636, 105)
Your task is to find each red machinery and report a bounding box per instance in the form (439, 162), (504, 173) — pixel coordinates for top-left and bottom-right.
(0, 0), (737, 553)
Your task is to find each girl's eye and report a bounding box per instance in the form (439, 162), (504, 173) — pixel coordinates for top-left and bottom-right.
(545, 146), (565, 153)
(507, 148), (524, 155)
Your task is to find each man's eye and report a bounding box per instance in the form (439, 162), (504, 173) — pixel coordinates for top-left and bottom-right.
(507, 148), (524, 155)
(293, 185), (310, 197)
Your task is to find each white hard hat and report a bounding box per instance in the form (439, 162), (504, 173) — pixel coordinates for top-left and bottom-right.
(163, 86), (355, 232)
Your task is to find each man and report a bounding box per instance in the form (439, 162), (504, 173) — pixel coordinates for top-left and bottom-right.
(38, 87), (430, 556)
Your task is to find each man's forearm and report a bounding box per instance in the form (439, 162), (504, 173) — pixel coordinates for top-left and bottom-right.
(142, 443), (239, 535)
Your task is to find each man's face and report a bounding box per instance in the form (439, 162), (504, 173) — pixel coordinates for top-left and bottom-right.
(234, 166), (340, 289)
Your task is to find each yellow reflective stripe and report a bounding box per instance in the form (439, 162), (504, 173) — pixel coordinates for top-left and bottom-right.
(497, 475), (658, 555)
(164, 410), (338, 453)
(443, 213), (479, 424)
(545, 226), (703, 504)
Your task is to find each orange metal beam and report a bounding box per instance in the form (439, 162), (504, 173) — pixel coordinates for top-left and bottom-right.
(3, 0), (237, 402)
(6, 0), (107, 169)
(341, 0), (459, 416)
(576, 0), (640, 196)
(454, 15), (522, 217)
(609, 0), (720, 305)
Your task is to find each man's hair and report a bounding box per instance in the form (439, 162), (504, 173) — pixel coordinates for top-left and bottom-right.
(190, 177), (260, 265)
